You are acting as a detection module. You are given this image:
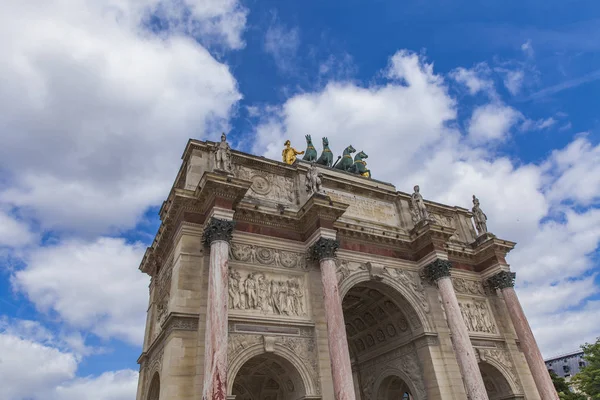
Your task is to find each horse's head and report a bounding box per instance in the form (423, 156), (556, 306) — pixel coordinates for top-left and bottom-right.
(354, 151), (368, 160)
(345, 145), (356, 154)
(322, 137), (329, 146)
(305, 134), (312, 143)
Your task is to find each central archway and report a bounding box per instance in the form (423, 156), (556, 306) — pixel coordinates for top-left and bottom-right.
(231, 352), (306, 400)
(342, 280), (426, 400)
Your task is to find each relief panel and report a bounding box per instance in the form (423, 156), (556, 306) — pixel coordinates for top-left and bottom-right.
(458, 298), (497, 334)
(234, 165), (295, 205)
(228, 267), (307, 318)
(230, 243), (307, 270)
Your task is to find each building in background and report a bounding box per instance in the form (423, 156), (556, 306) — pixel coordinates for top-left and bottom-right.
(546, 350), (587, 381)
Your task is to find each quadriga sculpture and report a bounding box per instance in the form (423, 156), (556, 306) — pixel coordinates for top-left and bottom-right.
(334, 145), (356, 171)
(348, 151), (371, 178)
(302, 134), (318, 161)
(316, 137), (333, 167)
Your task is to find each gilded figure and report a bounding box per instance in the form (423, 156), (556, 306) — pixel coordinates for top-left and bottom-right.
(282, 140), (304, 164)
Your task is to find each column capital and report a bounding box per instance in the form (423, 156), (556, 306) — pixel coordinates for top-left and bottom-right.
(309, 237), (339, 261)
(203, 218), (235, 246)
(423, 259), (452, 283)
(487, 270), (516, 289)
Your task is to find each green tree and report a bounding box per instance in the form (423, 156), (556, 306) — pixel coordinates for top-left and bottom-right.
(571, 337), (600, 399)
(550, 370), (586, 400)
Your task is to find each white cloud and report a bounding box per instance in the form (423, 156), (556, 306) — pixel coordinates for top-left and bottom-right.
(251, 49), (600, 356)
(0, 210), (36, 248)
(521, 39), (534, 58)
(0, 332), (77, 400)
(503, 69), (525, 95)
(13, 237), (149, 345)
(521, 116), (556, 131)
(544, 136), (600, 206)
(264, 22), (300, 73)
(0, 0), (243, 236)
(467, 103), (522, 143)
(450, 63), (495, 96)
(0, 319), (137, 400)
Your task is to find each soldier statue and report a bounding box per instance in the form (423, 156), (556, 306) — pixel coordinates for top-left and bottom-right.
(411, 185), (430, 224)
(305, 163), (323, 195)
(472, 195), (488, 235)
(214, 132), (232, 172)
(282, 140), (304, 165)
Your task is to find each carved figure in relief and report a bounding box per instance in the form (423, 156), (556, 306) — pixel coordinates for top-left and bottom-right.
(459, 301), (496, 333)
(282, 140), (304, 165)
(229, 269), (306, 317)
(472, 195), (488, 235)
(228, 268), (242, 309)
(302, 134), (318, 161)
(410, 185), (430, 224)
(305, 163), (323, 196)
(214, 132), (233, 172)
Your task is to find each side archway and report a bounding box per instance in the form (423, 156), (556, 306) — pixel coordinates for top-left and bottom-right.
(227, 342), (318, 397)
(147, 372), (160, 400)
(374, 368), (421, 400)
(479, 361), (522, 399)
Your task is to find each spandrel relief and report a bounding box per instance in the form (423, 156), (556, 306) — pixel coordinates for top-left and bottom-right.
(228, 267), (307, 317)
(458, 299), (497, 334)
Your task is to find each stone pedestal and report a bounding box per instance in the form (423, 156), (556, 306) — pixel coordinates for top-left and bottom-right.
(489, 271), (559, 400)
(311, 238), (356, 400)
(425, 259), (489, 400)
(201, 218), (235, 400)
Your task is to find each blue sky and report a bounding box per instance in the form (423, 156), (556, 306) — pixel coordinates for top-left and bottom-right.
(1, 0), (600, 398)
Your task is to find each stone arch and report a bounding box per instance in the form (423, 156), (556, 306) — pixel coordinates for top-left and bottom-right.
(374, 368), (421, 400)
(147, 372), (160, 400)
(479, 361), (521, 399)
(227, 342), (318, 397)
(339, 270), (433, 333)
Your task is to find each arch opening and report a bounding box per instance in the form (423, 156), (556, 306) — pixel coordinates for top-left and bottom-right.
(232, 352), (306, 400)
(377, 375), (413, 400)
(342, 280), (425, 400)
(147, 372), (160, 400)
(479, 362), (517, 400)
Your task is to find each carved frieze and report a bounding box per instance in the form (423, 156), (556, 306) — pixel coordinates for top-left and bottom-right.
(229, 243), (307, 270)
(234, 165), (295, 204)
(228, 267), (307, 317)
(452, 277), (486, 296)
(458, 299), (497, 334)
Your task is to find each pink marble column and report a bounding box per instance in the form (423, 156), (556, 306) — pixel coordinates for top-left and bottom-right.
(202, 218), (235, 400)
(425, 259), (489, 400)
(311, 238), (356, 400)
(489, 271), (559, 400)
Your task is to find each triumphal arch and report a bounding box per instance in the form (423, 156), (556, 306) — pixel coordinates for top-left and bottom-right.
(136, 135), (559, 400)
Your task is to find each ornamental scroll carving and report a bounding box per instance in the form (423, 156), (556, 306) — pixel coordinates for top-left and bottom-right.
(452, 277), (486, 296)
(458, 299), (497, 334)
(477, 348), (522, 391)
(383, 267), (430, 314)
(229, 243), (307, 270)
(234, 165), (295, 204)
(228, 267), (306, 317)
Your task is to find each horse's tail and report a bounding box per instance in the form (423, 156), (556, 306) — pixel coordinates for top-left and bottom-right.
(332, 156), (342, 168)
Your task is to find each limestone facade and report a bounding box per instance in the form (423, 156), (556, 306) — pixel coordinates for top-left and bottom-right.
(136, 138), (554, 400)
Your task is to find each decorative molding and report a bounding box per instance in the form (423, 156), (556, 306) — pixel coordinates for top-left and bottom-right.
(383, 267), (431, 314)
(309, 238), (339, 261)
(228, 267), (307, 317)
(203, 218), (235, 246)
(487, 270), (516, 289)
(413, 334), (440, 349)
(229, 242), (307, 270)
(423, 259), (452, 283)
